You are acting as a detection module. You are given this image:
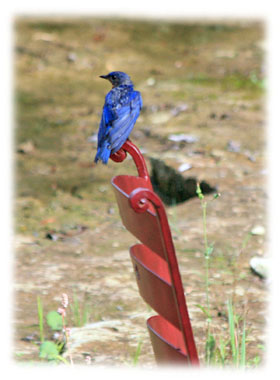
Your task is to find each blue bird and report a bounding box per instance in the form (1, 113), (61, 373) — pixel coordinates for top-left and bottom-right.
(94, 71), (142, 164)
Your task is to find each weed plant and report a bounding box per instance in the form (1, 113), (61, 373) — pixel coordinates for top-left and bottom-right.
(132, 340), (143, 366)
(36, 293), (77, 364)
(196, 183), (255, 367)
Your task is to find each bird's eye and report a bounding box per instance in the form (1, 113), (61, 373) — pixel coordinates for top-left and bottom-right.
(111, 75), (116, 80)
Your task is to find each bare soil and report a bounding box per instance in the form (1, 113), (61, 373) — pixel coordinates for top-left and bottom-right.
(13, 17), (266, 367)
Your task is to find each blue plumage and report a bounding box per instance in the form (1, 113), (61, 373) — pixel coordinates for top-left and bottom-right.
(94, 71), (142, 164)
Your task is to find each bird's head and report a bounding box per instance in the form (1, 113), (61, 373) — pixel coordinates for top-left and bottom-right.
(100, 71), (133, 87)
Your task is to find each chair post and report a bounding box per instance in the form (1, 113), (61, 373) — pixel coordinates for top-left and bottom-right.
(110, 140), (199, 365)
(110, 140), (153, 189)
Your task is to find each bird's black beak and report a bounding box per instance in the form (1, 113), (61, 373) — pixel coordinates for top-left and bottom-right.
(100, 75), (109, 79)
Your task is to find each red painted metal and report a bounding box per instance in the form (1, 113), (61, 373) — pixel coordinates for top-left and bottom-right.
(112, 176), (165, 259)
(110, 140), (152, 189)
(130, 244), (180, 328)
(110, 140), (199, 365)
(147, 315), (189, 364)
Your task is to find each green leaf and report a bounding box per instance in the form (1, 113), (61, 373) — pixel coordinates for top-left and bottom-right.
(196, 182), (204, 200)
(39, 341), (59, 360)
(46, 311), (63, 331)
(205, 244), (214, 258)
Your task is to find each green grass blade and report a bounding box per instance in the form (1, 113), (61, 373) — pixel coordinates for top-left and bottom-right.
(82, 304), (89, 326)
(71, 291), (81, 327)
(227, 299), (237, 364)
(205, 333), (216, 365)
(196, 303), (212, 320)
(133, 340), (143, 366)
(37, 296), (44, 342)
(240, 319), (246, 366)
(218, 338), (227, 366)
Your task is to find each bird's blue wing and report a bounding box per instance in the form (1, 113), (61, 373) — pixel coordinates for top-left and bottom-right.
(95, 89), (142, 163)
(94, 100), (116, 163)
(109, 91), (142, 154)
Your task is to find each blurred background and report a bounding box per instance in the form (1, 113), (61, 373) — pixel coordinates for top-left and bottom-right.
(14, 17), (266, 366)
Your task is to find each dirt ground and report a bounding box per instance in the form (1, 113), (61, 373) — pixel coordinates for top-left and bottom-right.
(13, 17), (266, 367)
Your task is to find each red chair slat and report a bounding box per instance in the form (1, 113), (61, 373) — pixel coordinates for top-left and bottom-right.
(112, 176), (166, 259)
(130, 244), (180, 329)
(147, 315), (189, 364)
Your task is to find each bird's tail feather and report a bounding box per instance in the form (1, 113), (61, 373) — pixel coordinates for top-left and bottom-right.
(94, 146), (111, 164)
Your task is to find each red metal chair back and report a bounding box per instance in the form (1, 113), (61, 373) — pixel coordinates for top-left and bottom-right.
(110, 141), (199, 365)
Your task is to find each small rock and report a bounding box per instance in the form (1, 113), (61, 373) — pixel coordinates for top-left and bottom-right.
(244, 150), (256, 162)
(168, 134), (198, 143)
(235, 286), (245, 296)
(67, 52), (77, 62)
(251, 225), (265, 236)
(250, 257), (268, 278)
(17, 140), (35, 154)
(98, 186), (108, 193)
(146, 77), (156, 86)
(170, 103), (189, 116)
(21, 333), (38, 342)
(52, 332), (62, 341)
(87, 133), (98, 143)
(45, 232), (59, 241)
(178, 163), (192, 172)
(227, 140), (241, 153)
(107, 207), (115, 215)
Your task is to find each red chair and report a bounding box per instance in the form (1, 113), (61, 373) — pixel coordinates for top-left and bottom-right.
(110, 141), (199, 365)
